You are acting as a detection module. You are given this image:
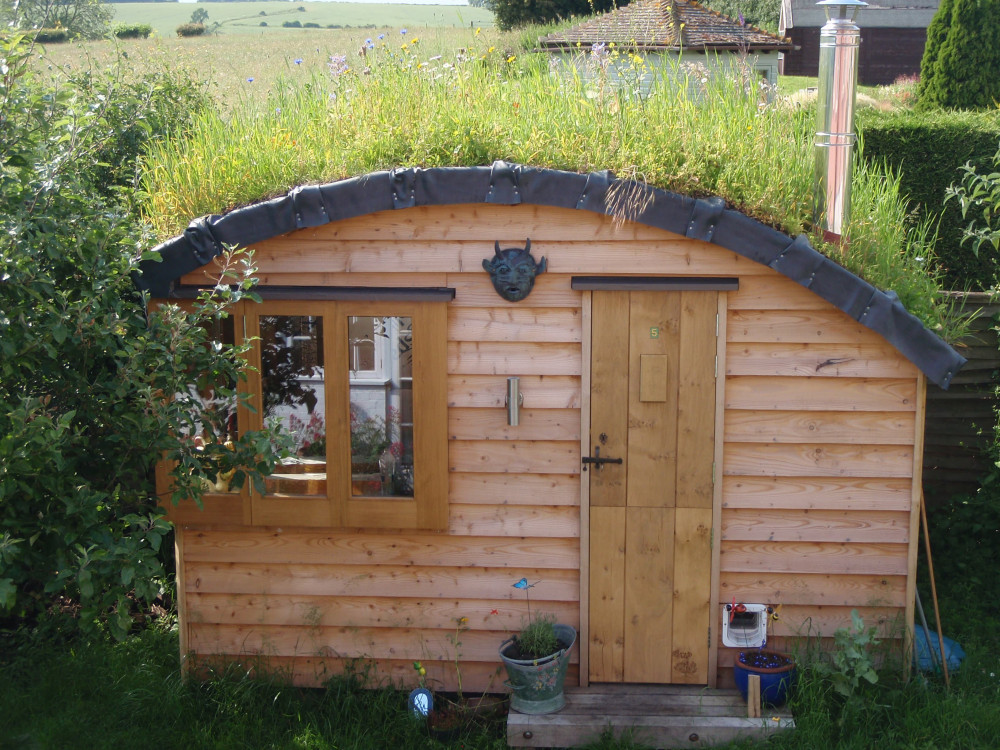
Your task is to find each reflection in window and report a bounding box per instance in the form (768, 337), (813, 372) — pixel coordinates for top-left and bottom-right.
(260, 315), (326, 496)
(349, 316), (413, 498)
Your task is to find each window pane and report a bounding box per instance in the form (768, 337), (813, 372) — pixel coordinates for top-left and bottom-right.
(350, 316), (413, 498)
(260, 315), (326, 496)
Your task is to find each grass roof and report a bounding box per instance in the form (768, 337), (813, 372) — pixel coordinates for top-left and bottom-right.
(136, 26), (956, 336)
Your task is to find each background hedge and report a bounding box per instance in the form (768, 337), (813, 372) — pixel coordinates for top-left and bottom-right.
(858, 108), (1000, 290)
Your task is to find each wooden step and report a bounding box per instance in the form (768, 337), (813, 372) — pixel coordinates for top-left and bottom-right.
(506, 684), (794, 749)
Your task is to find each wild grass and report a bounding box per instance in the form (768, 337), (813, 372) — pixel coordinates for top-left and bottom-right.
(133, 31), (960, 335)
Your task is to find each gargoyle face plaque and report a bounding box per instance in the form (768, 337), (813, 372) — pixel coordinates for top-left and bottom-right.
(482, 239), (547, 302)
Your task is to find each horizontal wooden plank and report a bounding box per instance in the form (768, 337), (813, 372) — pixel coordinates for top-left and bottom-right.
(727, 309), (887, 345)
(189, 654), (573, 693)
(449, 375), (580, 409)
(721, 477), (913, 511)
(449, 472), (580, 506)
(161, 494), (245, 526)
(725, 342), (916, 378)
(448, 341), (581, 376)
(727, 275), (831, 310)
(182, 529), (581, 569)
(288, 204), (677, 243)
(450, 440), (581, 475)
(187, 623), (580, 663)
(180, 269), (450, 288)
(246, 240), (771, 277)
(725, 377), (918, 412)
(446, 273), (582, 308)
(724, 410), (914, 445)
(720, 541), (909, 575)
(719, 572), (907, 607)
(186, 593), (577, 631)
(721, 509), (910, 544)
(449, 307), (582, 342)
(449, 503), (579, 538)
(757, 605), (903, 640)
(723, 443), (914, 478)
(449, 408), (581, 441)
(185, 563), (581, 601)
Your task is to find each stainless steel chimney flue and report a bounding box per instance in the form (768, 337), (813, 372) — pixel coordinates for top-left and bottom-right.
(813, 0), (866, 244)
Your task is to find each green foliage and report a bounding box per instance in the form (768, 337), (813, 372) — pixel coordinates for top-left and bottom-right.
(702, 0), (781, 32)
(917, 0), (1000, 111)
(32, 27), (71, 43)
(927, 481), (1000, 592)
(176, 22), (208, 37)
(111, 22), (153, 39)
(491, 0), (619, 31)
(0, 35), (279, 639)
(190, 7), (209, 24)
(282, 19), (302, 28)
(1, 0), (113, 39)
(945, 141), (1000, 260)
(516, 613), (559, 659)
(858, 108), (1000, 289)
(809, 610), (881, 700)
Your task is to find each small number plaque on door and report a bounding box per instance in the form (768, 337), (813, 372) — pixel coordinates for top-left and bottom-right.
(650, 326), (659, 338)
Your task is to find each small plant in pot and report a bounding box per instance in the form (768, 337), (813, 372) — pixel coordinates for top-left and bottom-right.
(498, 578), (576, 715)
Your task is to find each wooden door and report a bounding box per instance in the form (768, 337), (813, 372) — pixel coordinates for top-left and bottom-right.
(588, 290), (717, 684)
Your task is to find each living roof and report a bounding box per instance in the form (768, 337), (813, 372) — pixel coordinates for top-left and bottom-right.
(137, 162), (965, 389)
(538, 0), (792, 51)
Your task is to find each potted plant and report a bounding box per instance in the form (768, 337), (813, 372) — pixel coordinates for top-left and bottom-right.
(733, 649), (797, 707)
(409, 617), (507, 740)
(498, 578), (576, 715)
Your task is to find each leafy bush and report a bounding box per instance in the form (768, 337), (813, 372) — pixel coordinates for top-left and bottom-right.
(33, 28), (70, 43)
(491, 0), (618, 31)
(858, 108), (1000, 289)
(112, 23), (152, 39)
(918, 0), (1000, 110)
(0, 35), (280, 639)
(702, 0), (781, 32)
(945, 141), (1000, 259)
(282, 20), (302, 28)
(175, 22), (207, 37)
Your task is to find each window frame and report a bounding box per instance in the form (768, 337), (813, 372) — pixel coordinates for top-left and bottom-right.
(244, 298), (448, 531)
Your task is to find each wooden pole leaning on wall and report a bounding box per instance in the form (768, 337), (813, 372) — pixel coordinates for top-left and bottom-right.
(919, 492), (950, 688)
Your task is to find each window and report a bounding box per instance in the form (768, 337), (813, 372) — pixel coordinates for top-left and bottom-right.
(245, 299), (448, 530)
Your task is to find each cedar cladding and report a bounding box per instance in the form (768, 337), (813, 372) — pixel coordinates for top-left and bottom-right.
(169, 204), (922, 689)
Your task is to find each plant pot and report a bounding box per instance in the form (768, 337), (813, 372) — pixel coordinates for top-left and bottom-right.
(733, 649), (797, 707)
(499, 624), (576, 715)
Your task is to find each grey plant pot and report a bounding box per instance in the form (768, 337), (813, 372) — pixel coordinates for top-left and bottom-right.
(498, 624), (576, 715)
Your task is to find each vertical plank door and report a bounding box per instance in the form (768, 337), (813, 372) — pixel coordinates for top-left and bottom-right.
(588, 290), (717, 684)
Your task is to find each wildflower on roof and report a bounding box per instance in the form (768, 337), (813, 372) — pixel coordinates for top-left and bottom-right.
(328, 54), (349, 77)
(247, 77), (254, 82)
(294, 58), (303, 65)
(378, 33), (384, 40)
(400, 28), (407, 34)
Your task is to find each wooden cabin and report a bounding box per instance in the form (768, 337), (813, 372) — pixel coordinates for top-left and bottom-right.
(139, 163), (964, 704)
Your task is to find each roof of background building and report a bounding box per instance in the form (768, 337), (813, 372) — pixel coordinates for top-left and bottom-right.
(538, 0), (792, 51)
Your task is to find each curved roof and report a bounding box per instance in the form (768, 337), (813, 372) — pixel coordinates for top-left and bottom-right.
(136, 161), (964, 389)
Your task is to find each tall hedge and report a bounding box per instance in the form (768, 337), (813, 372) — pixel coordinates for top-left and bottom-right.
(858, 108), (1000, 289)
(917, 0), (1000, 110)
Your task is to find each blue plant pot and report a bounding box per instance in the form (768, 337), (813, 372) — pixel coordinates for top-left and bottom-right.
(733, 649), (797, 707)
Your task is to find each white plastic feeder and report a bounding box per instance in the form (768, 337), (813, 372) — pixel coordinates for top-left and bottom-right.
(721, 603), (769, 648)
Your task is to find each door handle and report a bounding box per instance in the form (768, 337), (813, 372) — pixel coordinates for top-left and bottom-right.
(582, 445), (623, 471)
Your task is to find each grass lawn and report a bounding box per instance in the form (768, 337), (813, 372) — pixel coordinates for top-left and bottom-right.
(2, 580), (998, 749)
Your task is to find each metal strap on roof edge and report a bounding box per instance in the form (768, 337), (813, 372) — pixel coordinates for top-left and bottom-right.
(135, 162), (966, 389)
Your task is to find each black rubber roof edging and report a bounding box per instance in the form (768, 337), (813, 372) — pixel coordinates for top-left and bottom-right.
(135, 161), (966, 389)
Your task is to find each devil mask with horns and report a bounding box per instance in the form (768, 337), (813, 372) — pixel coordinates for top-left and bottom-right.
(482, 239), (547, 302)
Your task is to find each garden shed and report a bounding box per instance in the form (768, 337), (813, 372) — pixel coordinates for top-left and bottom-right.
(139, 162), (963, 723)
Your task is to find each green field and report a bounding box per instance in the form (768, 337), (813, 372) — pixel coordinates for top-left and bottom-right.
(110, 1), (494, 36)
